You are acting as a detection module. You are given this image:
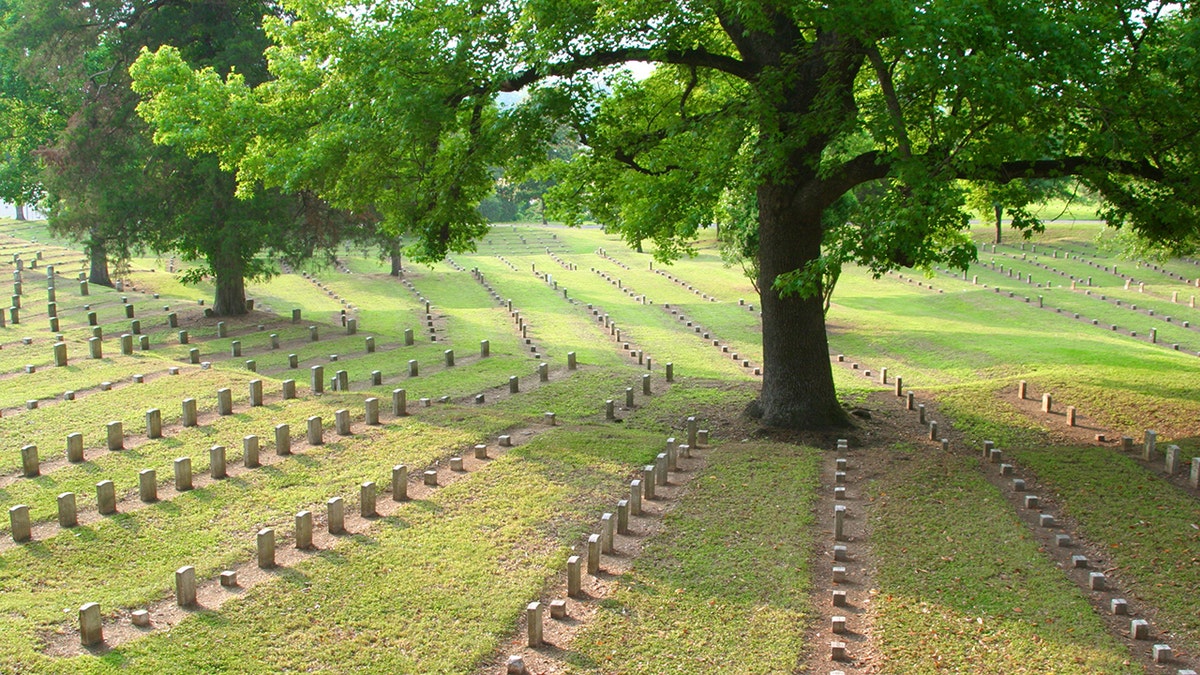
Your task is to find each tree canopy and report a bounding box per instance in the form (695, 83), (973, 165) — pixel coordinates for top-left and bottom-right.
(132, 0), (1200, 426)
(3, 0), (360, 312)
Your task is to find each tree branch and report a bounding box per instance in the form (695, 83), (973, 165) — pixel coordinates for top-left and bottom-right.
(495, 47), (755, 93)
(612, 147), (679, 176)
(865, 45), (910, 157)
(979, 157), (1165, 183)
(807, 151), (1166, 215)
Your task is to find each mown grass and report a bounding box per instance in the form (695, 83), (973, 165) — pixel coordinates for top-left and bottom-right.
(566, 440), (819, 674)
(5, 425), (664, 674)
(868, 447), (1138, 673)
(1, 216), (1197, 672)
(1010, 445), (1200, 645)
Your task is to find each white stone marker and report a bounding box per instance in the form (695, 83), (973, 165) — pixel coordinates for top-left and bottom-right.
(257, 528), (275, 568)
(175, 458), (193, 491)
(361, 482), (377, 517)
(244, 435), (260, 468)
(138, 469), (157, 502)
(567, 556), (582, 597)
(587, 534), (601, 574)
(390, 465), (409, 501)
(66, 433), (84, 463)
(176, 566), (197, 606)
(526, 602), (543, 647)
(210, 445), (227, 479)
(327, 497), (345, 534)
(58, 492), (77, 528)
(296, 510), (313, 550)
(307, 416), (323, 445)
(217, 388), (233, 415)
(79, 602), (103, 646)
(275, 424), (291, 456)
(106, 421), (123, 451)
(9, 505), (31, 542)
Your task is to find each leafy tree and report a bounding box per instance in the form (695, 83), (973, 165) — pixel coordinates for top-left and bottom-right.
(132, 1), (1200, 427)
(5, 0), (358, 312)
(964, 179), (1079, 245)
(0, 60), (57, 220)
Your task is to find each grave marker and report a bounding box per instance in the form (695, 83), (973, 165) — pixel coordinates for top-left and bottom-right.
(296, 511), (313, 549)
(361, 482), (377, 517)
(79, 603), (103, 647)
(243, 435), (260, 468)
(210, 445), (227, 479)
(106, 421), (123, 450)
(174, 457), (193, 491)
(9, 505), (31, 542)
(96, 480), (117, 514)
(307, 416), (323, 445)
(58, 492), (77, 527)
(257, 528), (276, 568)
(311, 365), (325, 394)
(146, 409), (162, 439)
(176, 566), (197, 606)
(217, 388), (233, 415)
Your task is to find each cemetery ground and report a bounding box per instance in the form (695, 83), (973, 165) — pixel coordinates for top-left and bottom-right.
(0, 217), (1196, 674)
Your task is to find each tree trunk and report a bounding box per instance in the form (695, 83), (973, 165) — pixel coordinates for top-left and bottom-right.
(14, 203), (25, 221)
(994, 204), (1003, 244)
(756, 183), (848, 429)
(87, 232), (113, 287)
(389, 241), (402, 277)
(212, 251), (247, 316)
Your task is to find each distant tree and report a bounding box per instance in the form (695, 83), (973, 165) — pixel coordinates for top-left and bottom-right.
(0, 5), (60, 224)
(964, 179), (1080, 245)
(132, 1), (1200, 427)
(6, 0), (359, 312)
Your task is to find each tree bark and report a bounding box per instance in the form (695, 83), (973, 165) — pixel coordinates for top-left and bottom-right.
(994, 204), (1003, 244)
(14, 203), (25, 221)
(87, 231), (113, 287)
(389, 241), (402, 277)
(212, 250), (247, 315)
(756, 182), (848, 429)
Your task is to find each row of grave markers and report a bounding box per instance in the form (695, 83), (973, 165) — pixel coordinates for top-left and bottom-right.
(7, 389), (421, 543)
(506, 418), (707, 675)
(72, 427), (526, 647)
(8, 349), (608, 538)
(1020, 383), (1200, 486)
(901, 266), (1200, 356)
(849, 349), (1197, 673)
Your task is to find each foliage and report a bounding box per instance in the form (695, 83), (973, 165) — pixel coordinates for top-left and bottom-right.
(3, 0), (359, 312)
(128, 0), (1200, 426)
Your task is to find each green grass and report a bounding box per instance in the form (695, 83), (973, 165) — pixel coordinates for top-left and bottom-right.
(868, 446), (1138, 673)
(5, 425), (664, 674)
(1, 215), (1198, 672)
(1008, 444), (1200, 645)
(566, 440), (819, 674)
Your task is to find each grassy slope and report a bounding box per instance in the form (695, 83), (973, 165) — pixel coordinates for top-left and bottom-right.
(0, 218), (1196, 672)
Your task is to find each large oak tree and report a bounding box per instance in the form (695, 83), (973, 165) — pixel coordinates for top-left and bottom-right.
(133, 1), (1200, 427)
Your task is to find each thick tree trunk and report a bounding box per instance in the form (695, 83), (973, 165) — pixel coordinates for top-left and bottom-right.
(14, 203), (25, 221)
(756, 183), (848, 429)
(212, 251), (247, 316)
(994, 204), (1003, 244)
(389, 242), (402, 277)
(87, 232), (113, 287)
